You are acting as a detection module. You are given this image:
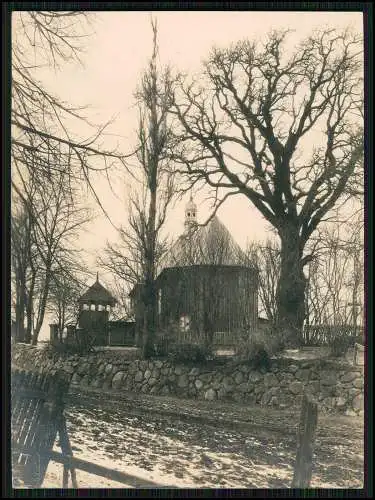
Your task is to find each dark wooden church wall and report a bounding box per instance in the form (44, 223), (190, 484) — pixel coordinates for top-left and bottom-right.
(156, 266), (258, 335)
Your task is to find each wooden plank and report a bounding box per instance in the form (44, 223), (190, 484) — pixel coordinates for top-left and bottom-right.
(291, 393), (318, 488)
(58, 417), (78, 488)
(13, 445), (175, 488)
(11, 369), (71, 488)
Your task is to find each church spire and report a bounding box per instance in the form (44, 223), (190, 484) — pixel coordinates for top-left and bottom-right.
(185, 192), (197, 232)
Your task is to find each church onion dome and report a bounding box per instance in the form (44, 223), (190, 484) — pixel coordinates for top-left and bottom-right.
(185, 198), (197, 212)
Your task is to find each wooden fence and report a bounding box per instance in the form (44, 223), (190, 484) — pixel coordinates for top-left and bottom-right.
(11, 368), (173, 489)
(11, 369), (72, 488)
(303, 325), (364, 345)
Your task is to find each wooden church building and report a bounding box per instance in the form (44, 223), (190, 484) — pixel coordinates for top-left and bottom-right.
(131, 196), (259, 342)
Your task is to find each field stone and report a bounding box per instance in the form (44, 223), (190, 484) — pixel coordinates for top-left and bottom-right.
(320, 372), (337, 386)
(144, 369), (152, 380)
(160, 385), (170, 395)
(200, 373), (213, 383)
(134, 371), (143, 382)
(63, 364), (75, 374)
(348, 387), (361, 399)
(222, 376), (234, 390)
(91, 377), (103, 389)
(149, 377), (158, 387)
(139, 360), (148, 371)
(334, 396), (347, 408)
(189, 367), (200, 376)
(352, 394), (364, 411)
(306, 381), (320, 394)
(77, 363), (89, 375)
(112, 371), (125, 389)
(217, 388), (227, 399)
(234, 372), (244, 384)
(264, 373), (278, 387)
(287, 364), (299, 374)
(81, 374), (90, 386)
(71, 373), (81, 385)
(175, 366), (184, 375)
(295, 369), (310, 382)
(238, 382), (251, 393)
(239, 365), (250, 373)
(353, 378), (363, 389)
(289, 381), (303, 395)
(341, 372), (358, 383)
(248, 371), (262, 383)
(204, 388), (217, 401)
(177, 374), (189, 388)
(104, 363), (113, 374)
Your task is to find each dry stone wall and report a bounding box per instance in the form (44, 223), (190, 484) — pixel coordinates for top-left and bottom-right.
(12, 344), (364, 416)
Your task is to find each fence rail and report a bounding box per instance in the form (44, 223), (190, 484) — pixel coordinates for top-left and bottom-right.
(303, 325), (364, 345)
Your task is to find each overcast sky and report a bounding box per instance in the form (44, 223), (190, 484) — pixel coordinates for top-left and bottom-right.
(15, 10), (363, 339)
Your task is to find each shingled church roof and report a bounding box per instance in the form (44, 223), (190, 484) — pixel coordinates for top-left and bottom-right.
(161, 215), (254, 270)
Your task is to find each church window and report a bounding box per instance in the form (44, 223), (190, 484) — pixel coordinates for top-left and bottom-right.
(180, 314), (190, 332)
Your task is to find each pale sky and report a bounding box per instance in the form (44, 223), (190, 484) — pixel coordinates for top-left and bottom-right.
(14, 10), (363, 339)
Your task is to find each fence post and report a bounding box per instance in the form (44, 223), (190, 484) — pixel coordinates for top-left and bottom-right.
(291, 393), (318, 488)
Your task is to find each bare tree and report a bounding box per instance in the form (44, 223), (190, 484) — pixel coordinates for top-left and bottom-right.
(306, 210), (364, 330)
(245, 239), (280, 324)
(11, 202), (34, 342)
(12, 145), (92, 344)
(169, 28), (363, 346)
(11, 11), (135, 224)
(99, 18), (175, 357)
(47, 262), (91, 341)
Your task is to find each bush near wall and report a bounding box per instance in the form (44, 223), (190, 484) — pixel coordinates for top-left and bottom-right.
(11, 343), (364, 416)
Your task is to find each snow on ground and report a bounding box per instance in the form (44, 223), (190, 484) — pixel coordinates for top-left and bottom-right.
(32, 390), (364, 490)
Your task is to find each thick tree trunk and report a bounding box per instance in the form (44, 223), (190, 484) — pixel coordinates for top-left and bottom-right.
(31, 269), (51, 345)
(15, 274), (26, 343)
(142, 175), (157, 359)
(142, 280), (157, 358)
(276, 224), (307, 347)
(25, 273), (36, 344)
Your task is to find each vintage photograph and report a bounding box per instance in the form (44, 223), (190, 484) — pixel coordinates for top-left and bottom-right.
(9, 8), (365, 490)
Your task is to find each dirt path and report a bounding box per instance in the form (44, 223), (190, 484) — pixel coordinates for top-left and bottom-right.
(41, 388), (363, 489)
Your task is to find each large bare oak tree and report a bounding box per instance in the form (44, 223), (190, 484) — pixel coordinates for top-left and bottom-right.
(170, 28), (363, 345)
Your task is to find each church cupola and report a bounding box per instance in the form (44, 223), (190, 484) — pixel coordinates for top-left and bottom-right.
(185, 194), (197, 231)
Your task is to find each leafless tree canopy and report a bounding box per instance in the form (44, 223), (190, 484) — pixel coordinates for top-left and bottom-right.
(11, 11), (134, 220)
(306, 211), (364, 328)
(245, 239), (280, 324)
(11, 152), (92, 344)
(169, 28), (363, 344)
(99, 19), (176, 357)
